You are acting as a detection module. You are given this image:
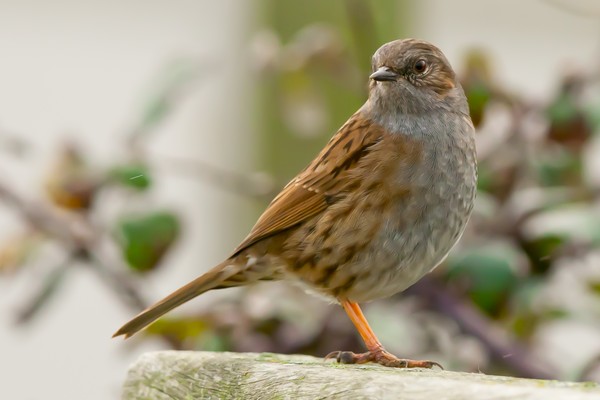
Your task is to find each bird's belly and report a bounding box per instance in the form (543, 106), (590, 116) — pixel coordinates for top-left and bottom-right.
(284, 147), (476, 304)
(342, 186), (472, 303)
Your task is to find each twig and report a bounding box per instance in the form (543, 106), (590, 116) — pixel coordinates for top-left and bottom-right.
(153, 154), (277, 201)
(0, 182), (144, 317)
(16, 255), (74, 324)
(0, 178), (186, 348)
(0, 129), (30, 156)
(410, 276), (556, 380)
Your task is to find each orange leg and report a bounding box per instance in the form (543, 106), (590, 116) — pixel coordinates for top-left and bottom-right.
(325, 300), (442, 369)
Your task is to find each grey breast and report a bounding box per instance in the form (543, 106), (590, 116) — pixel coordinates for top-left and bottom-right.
(346, 110), (476, 302)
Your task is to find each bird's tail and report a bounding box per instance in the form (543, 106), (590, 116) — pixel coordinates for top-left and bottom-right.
(112, 259), (242, 339)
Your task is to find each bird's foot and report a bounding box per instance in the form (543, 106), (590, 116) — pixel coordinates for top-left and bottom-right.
(325, 349), (443, 369)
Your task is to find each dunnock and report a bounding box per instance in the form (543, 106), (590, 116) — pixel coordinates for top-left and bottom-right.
(114, 39), (477, 369)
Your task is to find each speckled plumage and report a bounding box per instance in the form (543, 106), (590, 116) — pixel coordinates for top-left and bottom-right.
(114, 39), (477, 369)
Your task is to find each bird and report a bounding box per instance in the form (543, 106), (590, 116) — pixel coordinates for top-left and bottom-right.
(113, 38), (477, 369)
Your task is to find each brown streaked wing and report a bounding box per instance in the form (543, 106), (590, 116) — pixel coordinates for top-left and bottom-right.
(232, 112), (383, 256)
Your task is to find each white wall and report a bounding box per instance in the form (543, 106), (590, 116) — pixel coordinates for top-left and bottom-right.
(0, 1), (251, 399)
(414, 0), (600, 98)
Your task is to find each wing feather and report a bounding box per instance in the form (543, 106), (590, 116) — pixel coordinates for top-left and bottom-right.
(232, 112), (383, 255)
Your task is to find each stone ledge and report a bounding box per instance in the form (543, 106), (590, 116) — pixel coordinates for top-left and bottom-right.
(122, 351), (600, 400)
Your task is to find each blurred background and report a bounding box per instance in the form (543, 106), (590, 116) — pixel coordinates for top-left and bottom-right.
(1, 0), (600, 398)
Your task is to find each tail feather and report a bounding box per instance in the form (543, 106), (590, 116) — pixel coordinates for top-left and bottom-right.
(113, 260), (241, 339)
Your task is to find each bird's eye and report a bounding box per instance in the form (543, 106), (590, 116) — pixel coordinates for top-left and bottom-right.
(413, 59), (428, 74)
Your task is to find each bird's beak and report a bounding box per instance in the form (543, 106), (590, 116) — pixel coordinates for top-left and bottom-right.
(370, 67), (398, 82)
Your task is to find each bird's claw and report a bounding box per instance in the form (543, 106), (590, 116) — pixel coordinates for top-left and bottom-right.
(325, 349), (443, 369)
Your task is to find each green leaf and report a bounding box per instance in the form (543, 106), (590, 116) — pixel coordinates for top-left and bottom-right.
(520, 233), (566, 275)
(116, 211), (180, 272)
(145, 317), (209, 342)
(466, 82), (492, 114)
(141, 97), (170, 131)
(547, 93), (578, 125)
(584, 101), (600, 130)
(535, 149), (582, 186)
(446, 244), (521, 315)
(135, 60), (205, 135)
(589, 281), (600, 295)
(109, 164), (152, 190)
(475, 165), (494, 193)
